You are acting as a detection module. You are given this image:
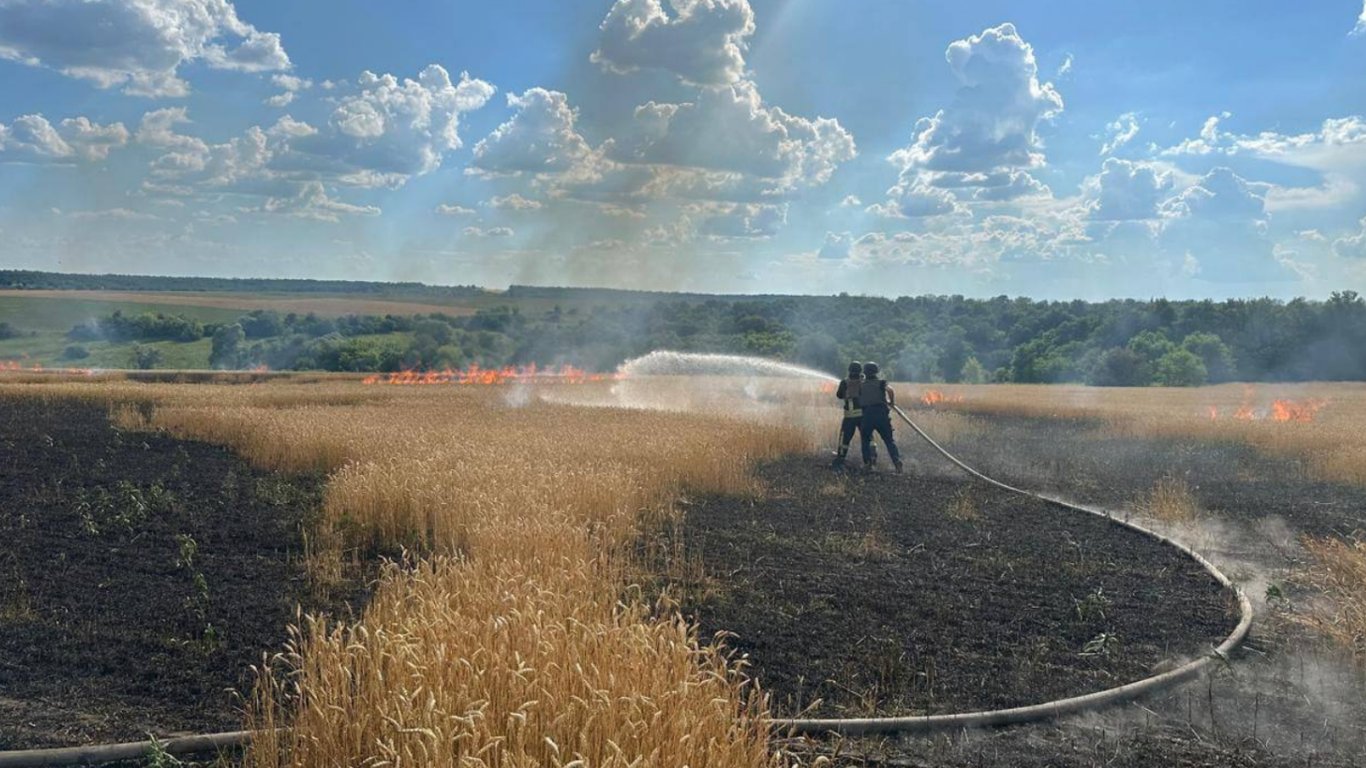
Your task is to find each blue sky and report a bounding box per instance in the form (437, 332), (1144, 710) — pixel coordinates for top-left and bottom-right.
(2, 0), (1365, 299)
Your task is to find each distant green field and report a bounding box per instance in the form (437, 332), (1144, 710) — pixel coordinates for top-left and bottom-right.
(0, 294), (245, 332)
(0, 286), (650, 370)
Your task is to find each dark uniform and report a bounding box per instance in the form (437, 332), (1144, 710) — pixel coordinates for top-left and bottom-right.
(858, 362), (903, 472)
(832, 364), (876, 467)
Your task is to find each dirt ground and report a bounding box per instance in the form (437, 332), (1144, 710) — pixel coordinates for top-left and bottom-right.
(0, 397), (367, 750)
(659, 457), (1235, 719)
(779, 407), (1366, 767)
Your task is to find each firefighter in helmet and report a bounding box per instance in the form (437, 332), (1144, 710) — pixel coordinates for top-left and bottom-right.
(858, 362), (904, 473)
(832, 361), (876, 468)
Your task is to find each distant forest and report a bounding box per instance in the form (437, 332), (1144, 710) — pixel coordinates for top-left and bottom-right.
(9, 270), (1366, 385)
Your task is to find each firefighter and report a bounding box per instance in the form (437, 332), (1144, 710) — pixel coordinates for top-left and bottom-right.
(832, 361), (876, 468)
(858, 361), (904, 473)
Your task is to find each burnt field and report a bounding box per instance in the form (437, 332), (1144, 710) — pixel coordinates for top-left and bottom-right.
(654, 457), (1236, 719)
(0, 398), (367, 750)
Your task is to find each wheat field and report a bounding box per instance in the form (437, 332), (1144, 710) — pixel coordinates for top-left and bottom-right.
(6, 375), (1365, 760)
(3, 378), (811, 767)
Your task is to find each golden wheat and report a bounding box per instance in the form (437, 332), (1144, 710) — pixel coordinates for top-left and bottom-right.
(1, 378), (805, 766)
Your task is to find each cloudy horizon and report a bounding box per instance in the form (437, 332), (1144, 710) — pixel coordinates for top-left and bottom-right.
(2, 0), (1365, 300)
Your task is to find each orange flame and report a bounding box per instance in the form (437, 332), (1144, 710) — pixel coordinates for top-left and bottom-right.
(1205, 393), (1327, 424)
(819, 381), (837, 394)
(1270, 398), (1326, 423)
(921, 389), (965, 406)
(360, 363), (622, 386)
(0, 360), (94, 376)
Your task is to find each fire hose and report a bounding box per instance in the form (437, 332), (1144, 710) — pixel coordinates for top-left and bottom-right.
(0, 404), (1254, 765)
(769, 404), (1253, 736)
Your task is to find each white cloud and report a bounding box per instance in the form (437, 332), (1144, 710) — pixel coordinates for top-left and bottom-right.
(1335, 218), (1366, 258)
(64, 207), (161, 221)
(1353, 1), (1366, 35)
(884, 23), (1063, 214)
(689, 201), (785, 238)
(0, 0), (289, 97)
(464, 225), (514, 238)
(252, 181), (380, 222)
(1161, 113), (1228, 156)
(1158, 167), (1293, 282)
(472, 88), (594, 175)
(610, 80), (855, 191)
(1100, 112), (1139, 155)
(817, 231), (852, 260)
(487, 193), (544, 210)
(592, 0), (755, 86)
(1057, 53), (1073, 77)
(1085, 158), (1172, 221)
(435, 203), (475, 216)
(280, 66), (495, 187)
(0, 114), (129, 162)
(839, 194), (862, 208)
(264, 75), (311, 108)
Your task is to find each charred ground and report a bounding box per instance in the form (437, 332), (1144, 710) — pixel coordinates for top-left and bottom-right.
(0, 397), (367, 749)
(652, 457), (1236, 719)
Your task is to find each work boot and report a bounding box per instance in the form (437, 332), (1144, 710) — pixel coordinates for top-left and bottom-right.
(894, 460), (904, 474)
(830, 455), (846, 469)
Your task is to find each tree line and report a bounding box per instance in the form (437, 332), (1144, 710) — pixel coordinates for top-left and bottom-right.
(63, 291), (1366, 385)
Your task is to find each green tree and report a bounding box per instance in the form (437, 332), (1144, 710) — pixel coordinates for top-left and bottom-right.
(1090, 347), (1151, 387)
(210, 324), (246, 369)
(959, 356), (988, 384)
(1154, 348), (1208, 387)
(793, 332), (841, 374)
(131, 345), (163, 370)
(1181, 332), (1236, 382)
(895, 340), (940, 382)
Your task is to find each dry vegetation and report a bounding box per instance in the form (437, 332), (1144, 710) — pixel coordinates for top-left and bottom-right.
(2, 378), (809, 767)
(1300, 537), (1366, 659)
(897, 382), (1366, 486)
(1144, 476), (1200, 524)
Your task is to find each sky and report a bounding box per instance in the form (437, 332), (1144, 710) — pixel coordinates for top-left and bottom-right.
(2, 0), (1366, 300)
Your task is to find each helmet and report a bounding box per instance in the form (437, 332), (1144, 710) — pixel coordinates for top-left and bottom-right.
(847, 361), (863, 376)
(863, 361), (880, 377)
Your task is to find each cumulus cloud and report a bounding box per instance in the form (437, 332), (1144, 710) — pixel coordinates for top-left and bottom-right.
(280, 66), (495, 187)
(487, 193), (544, 210)
(1335, 218), (1366, 258)
(1353, 1), (1366, 35)
(592, 0), (755, 86)
(1158, 167), (1293, 281)
(464, 225), (514, 238)
(0, 0), (289, 97)
(839, 194), (862, 208)
(817, 231), (852, 260)
(611, 80), (855, 191)
(884, 23), (1063, 215)
(1100, 112), (1139, 155)
(690, 201), (785, 238)
(265, 73), (313, 108)
(1162, 113), (1227, 156)
(472, 88), (594, 175)
(1085, 158), (1172, 221)
(251, 182), (379, 222)
(435, 203), (475, 216)
(0, 114), (129, 162)
(134, 68), (491, 222)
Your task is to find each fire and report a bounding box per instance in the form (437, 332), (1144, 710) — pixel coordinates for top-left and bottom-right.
(1271, 398), (1326, 423)
(361, 363), (622, 386)
(1204, 394), (1328, 423)
(921, 389), (965, 406)
(0, 360), (94, 376)
(819, 381), (837, 394)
